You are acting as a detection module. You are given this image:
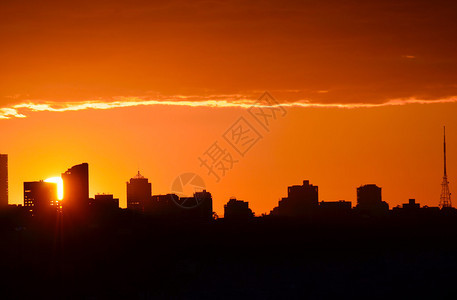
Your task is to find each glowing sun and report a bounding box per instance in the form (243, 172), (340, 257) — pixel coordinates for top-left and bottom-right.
(44, 177), (63, 200)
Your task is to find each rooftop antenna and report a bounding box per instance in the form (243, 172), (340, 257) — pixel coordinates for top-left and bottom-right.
(137, 161), (142, 177)
(440, 126), (452, 208)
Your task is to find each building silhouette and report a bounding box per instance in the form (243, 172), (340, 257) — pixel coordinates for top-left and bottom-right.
(0, 154), (8, 208)
(177, 190), (213, 221)
(355, 184), (389, 215)
(392, 198), (425, 217)
(23, 181), (58, 215)
(403, 198), (420, 210)
(270, 180), (319, 217)
(146, 190), (213, 221)
(126, 171), (151, 212)
(145, 194), (179, 216)
(319, 200), (352, 214)
(194, 190), (213, 220)
(62, 163), (89, 216)
(90, 194), (119, 210)
(224, 198), (254, 220)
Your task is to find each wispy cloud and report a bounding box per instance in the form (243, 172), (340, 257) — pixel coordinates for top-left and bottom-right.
(1, 95), (457, 119)
(0, 108), (26, 119)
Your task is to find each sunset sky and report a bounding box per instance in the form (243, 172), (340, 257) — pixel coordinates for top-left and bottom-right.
(1, 0), (457, 215)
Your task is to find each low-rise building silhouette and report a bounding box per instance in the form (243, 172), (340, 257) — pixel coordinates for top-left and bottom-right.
(403, 198), (420, 210)
(146, 190), (213, 221)
(178, 190), (213, 221)
(392, 198), (423, 216)
(224, 198), (254, 220)
(90, 194), (119, 210)
(145, 193), (179, 216)
(319, 200), (352, 213)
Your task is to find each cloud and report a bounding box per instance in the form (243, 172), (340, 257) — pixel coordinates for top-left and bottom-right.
(1, 95), (457, 119)
(0, 108), (26, 119)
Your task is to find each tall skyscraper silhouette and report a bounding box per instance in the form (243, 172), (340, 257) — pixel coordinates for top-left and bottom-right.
(62, 163), (89, 216)
(127, 171), (151, 212)
(440, 126), (452, 208)
(0, 154), (7, 208)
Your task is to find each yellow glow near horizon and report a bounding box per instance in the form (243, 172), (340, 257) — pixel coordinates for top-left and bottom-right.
(44, 177), (63, 200)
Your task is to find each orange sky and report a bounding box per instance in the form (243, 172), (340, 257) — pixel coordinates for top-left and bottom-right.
(1, 102), (456, 215)
(1, 0), (457, 215)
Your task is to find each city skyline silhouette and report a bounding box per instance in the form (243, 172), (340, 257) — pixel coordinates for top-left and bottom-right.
(2, 104), (456, 217)
(0, 124), (453, 216)
(0, 126), (454, 217)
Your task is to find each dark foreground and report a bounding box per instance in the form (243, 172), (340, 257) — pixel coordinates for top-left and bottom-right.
(1, 212), (457, 299)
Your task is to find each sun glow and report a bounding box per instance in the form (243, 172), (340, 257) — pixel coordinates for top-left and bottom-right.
(44, 177), (63, 200)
